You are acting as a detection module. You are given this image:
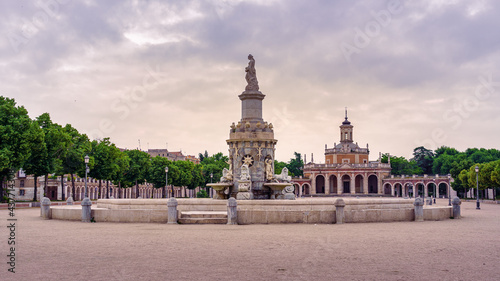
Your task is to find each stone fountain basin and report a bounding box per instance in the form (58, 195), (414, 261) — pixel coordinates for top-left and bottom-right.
(264, 182), (292, 192)
(207, 183), (233, 191)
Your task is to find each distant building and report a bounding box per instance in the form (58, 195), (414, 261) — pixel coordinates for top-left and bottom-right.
(11, 170), (200, 202)
(147, 148), (199, 164)
(295, 111), (454, 198)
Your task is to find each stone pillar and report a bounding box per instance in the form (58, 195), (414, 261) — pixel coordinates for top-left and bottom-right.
(414, 197), (424, 222)
(311, 174), (317, 195)
(81, 197), (92, 223)
(167, 198), (178, 224)
(66, 197), (74, 205)
(298, 184), (302, 197)
(363, 175), (369, 195)
(337, 175), (343, 195)
(335, 198), (346, 224)
(350, 176), (355, 194)
(41, 197), (51, 219)
(227, 198), (237, 225)
(424, 184), (428, 198)
(452, 197), (461, 219)
(325, 175), (330, 195)
(391, 185), (395, 197)
(377, 175), (383, 194)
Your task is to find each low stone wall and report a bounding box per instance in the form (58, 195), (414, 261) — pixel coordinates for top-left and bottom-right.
(237, 198), (337, 224)
(344, 199), (415, 223)
(423, 206), (452, 221)
(50, 198), (452, 224)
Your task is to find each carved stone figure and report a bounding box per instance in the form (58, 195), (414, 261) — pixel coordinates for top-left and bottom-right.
(245, 54), (259, 91)
(240, 164), (251, 181)
(221, 168), (232, 183)
(265, 158), (274, 181)
(274, 167), (291, 182)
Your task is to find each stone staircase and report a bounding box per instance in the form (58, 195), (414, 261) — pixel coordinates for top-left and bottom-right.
(178, 211), (228, 224)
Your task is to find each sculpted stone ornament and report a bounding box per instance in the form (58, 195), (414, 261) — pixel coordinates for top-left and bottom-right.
(242, 155), (254, 167)
(274, 167), (291, 182)
(237, 164), (253, 200)
(221, 168), (233, 183)
(240, 164), (251, 181)
(265, 158), (274, 181)
(283, 185), (295, 200)
(245, 54), (259, 91)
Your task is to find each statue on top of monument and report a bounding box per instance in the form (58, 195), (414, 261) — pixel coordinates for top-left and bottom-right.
(245, 54), (259, 91)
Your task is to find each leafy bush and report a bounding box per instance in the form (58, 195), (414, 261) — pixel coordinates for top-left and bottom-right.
(196, 190), (209, 198)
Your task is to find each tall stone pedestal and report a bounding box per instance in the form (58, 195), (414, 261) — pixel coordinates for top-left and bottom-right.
(227, 90), (277, 199)
(236, 180), (253, 200)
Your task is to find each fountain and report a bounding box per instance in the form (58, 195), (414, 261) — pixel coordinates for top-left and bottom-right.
(207, 54), (294, 200)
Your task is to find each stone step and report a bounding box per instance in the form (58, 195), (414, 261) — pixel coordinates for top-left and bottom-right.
(178, 218), (228, 224)
(180, 211), (228, 219)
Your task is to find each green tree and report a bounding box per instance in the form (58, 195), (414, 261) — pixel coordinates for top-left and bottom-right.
(175, 160), (195, 196)
(109, 150), (130, 198)
(36, 113), (72, 197)
(188, 164), (204, 191)
(124, 149), (151, 198)
(88, 138), (125, 198)
(274, 160), (287, 175)
(148, 156), (180, 197)
(381, 154), (422, 175)
(200, 152), (229, 191)
(412, 146), (434, 174)
(0, 97), (33, 201)
(286, 152), (304, 177)
(59, 124), (91, 200)
(491, 162), (500, 199)
(22, 120), (49, 201)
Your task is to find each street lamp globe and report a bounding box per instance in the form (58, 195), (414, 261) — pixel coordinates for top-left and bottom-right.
(84, 155), (89, 164)
(165, 166), (169, 173)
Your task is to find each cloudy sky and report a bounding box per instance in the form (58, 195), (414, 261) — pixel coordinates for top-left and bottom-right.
(2, 0), (499, 162)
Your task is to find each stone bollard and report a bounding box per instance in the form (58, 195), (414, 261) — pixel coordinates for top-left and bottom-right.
(227, 198), (238, 225)
(167, 198), (178, 224)
(452, 197), (461, 219)
(335, 198), (346, 224)
(414, 197), (424, 222)
(66, 197), (74, 205)
(81, 198), (92, 223)
(41, 197), (51, 219)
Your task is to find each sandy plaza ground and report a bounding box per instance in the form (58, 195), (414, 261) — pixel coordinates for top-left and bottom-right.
(1, 199), (499, 281)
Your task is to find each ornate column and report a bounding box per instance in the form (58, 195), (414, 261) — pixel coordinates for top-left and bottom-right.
(377, 174), (383, 194)
(325, 175), (330, 195)
(350, 174), (355, 194)
(311, 173), (317, 195)
(337, 174), (343, 195)
(363, 174), (369, 195)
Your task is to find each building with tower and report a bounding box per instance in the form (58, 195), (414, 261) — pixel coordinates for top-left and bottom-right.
(301, 110), (391, 196)
(296, 110), (454, 199)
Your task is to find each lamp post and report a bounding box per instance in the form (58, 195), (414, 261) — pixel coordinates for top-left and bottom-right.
(475, 165), (480, 210)
(210, 172), (213, 197)
(84, 155), (89, 198)
(448, 174), (452, 206)
(432, 178), (436, 204)
(165, 166), (169, 199)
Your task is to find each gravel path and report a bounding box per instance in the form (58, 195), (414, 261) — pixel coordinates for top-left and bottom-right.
(1, 199), (499, 281)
